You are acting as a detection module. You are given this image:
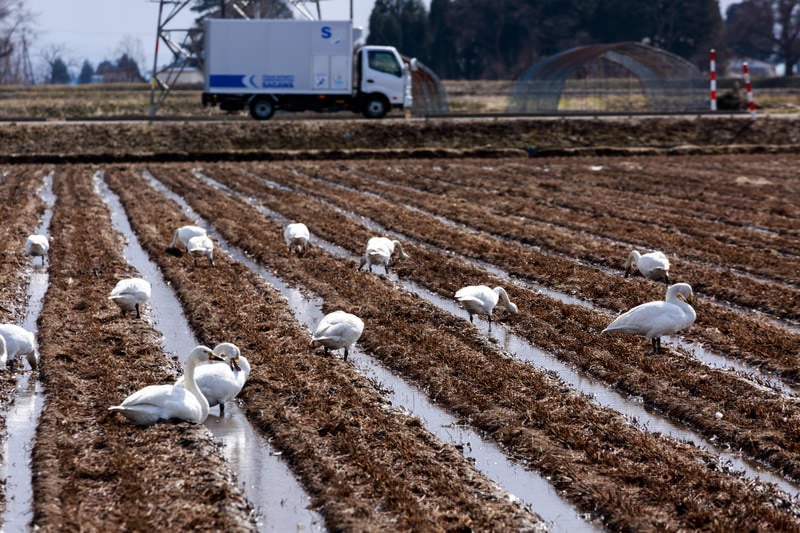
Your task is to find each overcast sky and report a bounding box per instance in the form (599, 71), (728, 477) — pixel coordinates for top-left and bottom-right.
(25, 0), (736, 78)
(24, 0), (388, 76)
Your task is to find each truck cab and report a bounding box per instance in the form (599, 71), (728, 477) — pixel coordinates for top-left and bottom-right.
(356, 45), (413, 118)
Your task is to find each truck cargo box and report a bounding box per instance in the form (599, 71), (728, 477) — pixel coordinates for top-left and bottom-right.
(204, 19), (354, 95)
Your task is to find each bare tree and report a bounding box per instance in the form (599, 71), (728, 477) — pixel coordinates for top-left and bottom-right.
(0, 1), (37, 84)
(726, 0), (800, 75)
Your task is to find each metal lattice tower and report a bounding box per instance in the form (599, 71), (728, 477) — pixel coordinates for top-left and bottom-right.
(148, 0), (197, 116)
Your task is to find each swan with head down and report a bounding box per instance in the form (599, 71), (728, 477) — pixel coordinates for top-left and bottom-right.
(454, 285), (518, 330)
(166, 225), (206, 256)
(187, 234), (215, 267)
(108, 277), (151, 319)
(0, 323), (37, 370)
(175, 342), (250, 416)
(602, 282), (696, 354)
(311, 311), (364, 361)
(25, 234), (49, 265)
(284, 222), (310, 255)
(358, 236), (409, 274)
(624, 250), (670, 286)
(108, 345), (225, 425)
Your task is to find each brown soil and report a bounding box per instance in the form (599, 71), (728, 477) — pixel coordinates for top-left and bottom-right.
(0, 118), (798, 531)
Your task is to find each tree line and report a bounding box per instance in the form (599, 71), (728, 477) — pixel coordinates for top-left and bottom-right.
(1, 0), (796, 85)
(367, 0), (799, 78)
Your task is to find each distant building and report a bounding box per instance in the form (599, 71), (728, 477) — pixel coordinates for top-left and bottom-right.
(727, 58), (777, 78)
(93, 56), (146, 83)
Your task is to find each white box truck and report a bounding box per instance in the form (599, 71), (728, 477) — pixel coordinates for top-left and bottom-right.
(201, 19), (413, 120)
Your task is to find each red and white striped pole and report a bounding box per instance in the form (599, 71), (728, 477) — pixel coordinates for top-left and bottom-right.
(743, 62), (755, 118)
(709, 49), (717, 111)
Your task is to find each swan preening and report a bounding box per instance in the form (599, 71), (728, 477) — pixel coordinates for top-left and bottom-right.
(358, 237), (409, 274)
(454, 285), (518, 330)
(602, 282), (696, 354)
(25, 234), (49, 265)
(624, 250), (670, 286)
(166, 225), (214, 266)
(109, 345), (225, 425)
(0, 323), (37, 370)
(109, 277), (152, 319)
(284, 222), (310, 255)
(311, 310), (364, 361)
(175, 342), (250, 416)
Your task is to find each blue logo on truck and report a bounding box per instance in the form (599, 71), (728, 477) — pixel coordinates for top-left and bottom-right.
(262, 75), (294, 88)
(209, 74), (294, 89)
(321, 26), (332, 39)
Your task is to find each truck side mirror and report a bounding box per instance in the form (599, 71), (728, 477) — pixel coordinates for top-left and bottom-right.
(409, 58), (419, 72)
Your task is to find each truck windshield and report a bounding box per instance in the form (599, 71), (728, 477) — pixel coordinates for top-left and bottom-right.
(367, 51), (402, 77)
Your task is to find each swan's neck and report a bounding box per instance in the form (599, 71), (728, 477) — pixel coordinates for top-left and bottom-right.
(169, 229), (180, 248)
(393, 240), (409, 259)
(496, 287), (509, 305)
(183, 359), (209, 420)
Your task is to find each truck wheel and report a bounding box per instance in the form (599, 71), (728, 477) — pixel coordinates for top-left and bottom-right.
(249, 97), (275, 120)
(362, 96), (388, 119)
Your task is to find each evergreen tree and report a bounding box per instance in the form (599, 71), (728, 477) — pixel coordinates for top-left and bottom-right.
(77, 60), (94, 84)
(428, 0), (458, 78)
(49, 57), (70, 84)
(367, 0), (430, 61)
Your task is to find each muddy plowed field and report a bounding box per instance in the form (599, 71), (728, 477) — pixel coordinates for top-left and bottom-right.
(0, 141), (799, 531)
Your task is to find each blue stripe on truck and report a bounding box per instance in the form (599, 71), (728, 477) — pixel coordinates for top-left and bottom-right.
(209, 75), (246, 88)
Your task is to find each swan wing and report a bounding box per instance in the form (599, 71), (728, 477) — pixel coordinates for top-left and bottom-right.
(110, 384), (203, 425)
(604, 302), (692, 338)
(180, 364), (241, 407)
(638, 252), (670, 276)
(455, 286), (496, 313)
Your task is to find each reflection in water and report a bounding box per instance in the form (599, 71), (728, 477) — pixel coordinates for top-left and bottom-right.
(209, 169), (800, 499)
(2, 172), (53, 530)
(96, 173), (324, 532)
(187, 170), (595, 532)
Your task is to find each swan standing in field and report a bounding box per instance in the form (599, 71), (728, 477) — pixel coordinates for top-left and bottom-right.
(166, 225), (207, 257)
(175, 342), (250, 416)
(108, 345), (225, 426)
(311, 311), (364, 361)
(187, 234), (215, 267)
(284, 222), (310, 255)
(108, 277), (152, 319)
(25, 234), (49, 265)
(0, 323), (37, 370)
(455, 285), (519, 330)
(624, 250), (670, 286)
(602, 282), (696, 354)
(358, 236), (409, 274)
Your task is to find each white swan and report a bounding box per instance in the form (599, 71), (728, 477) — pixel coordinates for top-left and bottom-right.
(187, 234), (215, 267)
(284, 222), (310, 255)
(0, 323), (37, 370)
(311, 311), (364, 361)
(454, 285), (519, 330)
(602, 282), (696, 354)
(25, 234), (49, 265)
(358, 237), (409, 274)
(109, 345), (224, 425)
(175, 342), (250, 416)
(624, 250), (670, 285)
(108, 277), (152, 319)
(166, 225), (207, 258)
